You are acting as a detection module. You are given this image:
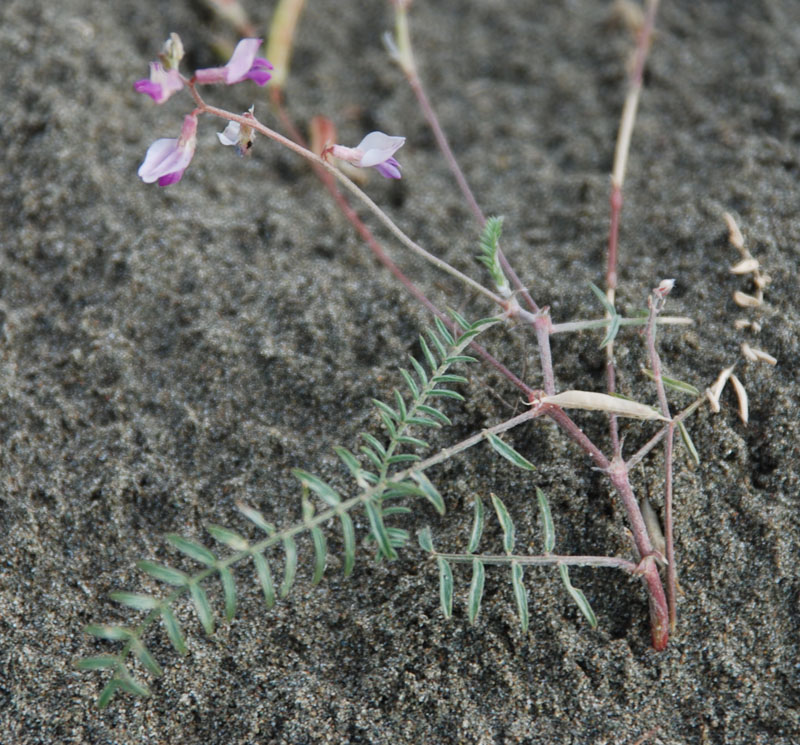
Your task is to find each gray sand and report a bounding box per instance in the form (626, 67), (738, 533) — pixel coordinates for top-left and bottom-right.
(1, 1), (799, 743)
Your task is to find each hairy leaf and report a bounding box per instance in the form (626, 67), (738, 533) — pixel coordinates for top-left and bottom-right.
(293, 469), (341, 506)
(236, 503), (276, 536)
(536, 488), (556, 554)
(189, 582), (214, 634)
(559, 564), (597, 628)
(511, 562), (529, 632)
(280, 537), (298, 598)
(137, 561), (188, 587)
(252, 551), (275, 609)
(206, 524), (249, 552)
(467, 496), (484, 554)
(160, 606), (187, 655)
(167, 534), (217, 567)
(438, 557), (454, 619)
(109, 592), (160, 612)
(491, 494), (515, 555)
(468, 558), (485, 625)
(486, 432), (536, 471)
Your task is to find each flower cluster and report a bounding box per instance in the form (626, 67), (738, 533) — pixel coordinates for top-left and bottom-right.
(135, 35), (405, 186)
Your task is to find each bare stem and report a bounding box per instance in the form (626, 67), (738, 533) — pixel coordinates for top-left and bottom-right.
(644, 285), (677, 631)
(431, 551), (639, 573)
(188, 86), (505, 309)
(390, 2), (540, 316)
(267, 89), (534, 398)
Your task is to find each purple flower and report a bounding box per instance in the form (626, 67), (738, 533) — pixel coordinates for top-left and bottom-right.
(327, 132), (406, 179)
(138, 114), (198, 186)
(134, 62), (184, 104)
(194, 39), (273, 86)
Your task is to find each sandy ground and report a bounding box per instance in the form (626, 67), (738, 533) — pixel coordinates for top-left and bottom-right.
(1, 1), (799, 743)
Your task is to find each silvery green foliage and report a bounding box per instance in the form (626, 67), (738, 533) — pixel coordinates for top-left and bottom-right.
(78, 315), (494, 707)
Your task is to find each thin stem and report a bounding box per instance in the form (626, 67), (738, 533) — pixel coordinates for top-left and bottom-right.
(188, 87), (505, 309)
(550, 315), (692, 334)
(644, 287), (677, 631)
(604, 0), (660, 456)
(626, 396), (704, 470)
(432, 551), (638, 573)
(268, 89), (534, 398)
(390, 2), (540, 315)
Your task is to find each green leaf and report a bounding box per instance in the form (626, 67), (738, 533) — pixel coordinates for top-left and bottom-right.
(437, 557), (454, 619)
(160, 606), (187, 655)
(511, 562), (529, 632)
(536, 488), (556, 553)
(97, 679), (122, 708)
(310, 526), (327, 585)
(419, 335), (438, 371)
(85, 624), (132, 641)
(378, 412), (397, 438)
(131, 639), (162, 677)
(109, 592), (160, 612)
(678, 420), (700, 465)
(115, 669), (151, 698)
(334, 446), (362, 479)
(427, 329), (448, 360)
(559, 564), (597, 628)
(491, 494), (515, 555)
(411, 471), (445, 515)
(399, 368), (419, 399)
(280, 536), (298, 598)
(448, 308), (471, 331)
(236, 503), (276, 536)
(372, 399), (400, 422)
(167, 534), (217, 567)
(404, 415), (440, 428)
(293, 469), (341, 506)
(339, 511), (356, 577)
(588, 281), (616, 316)
(432, 374), (468, 385)
(206, 524), (249, 552)
(467, 496), (484, 554)
(393, 390), (408, 420)
(189, 582), (214, 634)
(408, 355), (428, 386)
(395, 434), (429, 449)
(599, 312), (621, 349)
(468, 558), (485, 625)
(415, 404), (451, 425)
(641, 368), (701, 396)
(360, 445), (384, 470)
(434, 316), (455, 346)
(136, 561), (188, 587)
(384, 453), (421, 465)
(218, 566), (237, 622)
(252, 552), (275, 608)
(426, 389), (464, 401)
(417, 527), (434, 553)
(486, 432), (536, 471)
(365, 501), (397, 560)
(75, 655), (120, 671)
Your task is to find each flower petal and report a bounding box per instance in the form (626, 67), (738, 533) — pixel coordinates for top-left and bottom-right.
(224, 38), (264, 83)
(373, 158), (402, 179)
(356, 132), (406, 167)
(217, 121), (241, 146)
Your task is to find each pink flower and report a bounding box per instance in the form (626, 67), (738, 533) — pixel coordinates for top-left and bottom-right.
(138, 114), (198, 186)
(327, 132), (406, 179)
(134, 62), (185, 104)
(194, 39), (273, 86)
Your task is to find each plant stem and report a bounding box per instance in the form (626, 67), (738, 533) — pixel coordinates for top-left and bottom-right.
(390, 1), (540, 316)
(432, 551), (639, 573)
(188, 87), (505, 309)
(267, 89), (534, 397)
